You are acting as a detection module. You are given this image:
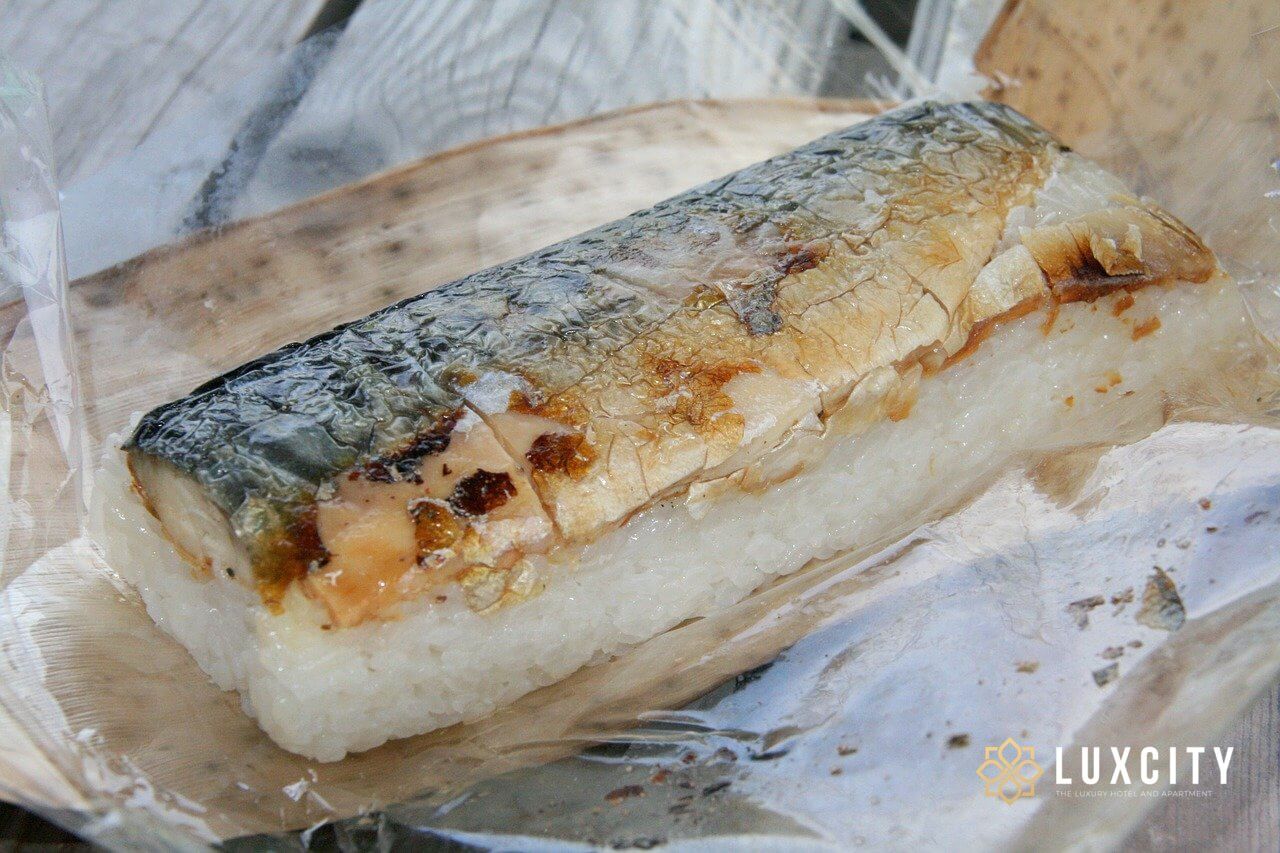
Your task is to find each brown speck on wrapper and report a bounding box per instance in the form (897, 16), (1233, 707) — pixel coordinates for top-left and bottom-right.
(1111, 586), (1135, 615)
(1093, 663), (1120, 687)
(947, 734), (970, 748)
(712, 747), (738, 763)
(1137, 566), (1186, 631)
(1067, 595), (1106, 629)
(1015, 660), (1040, 674)
(605, 785), (645, 805)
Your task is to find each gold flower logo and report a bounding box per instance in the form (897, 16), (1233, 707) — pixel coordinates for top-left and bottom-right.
(977, 737), (1044, 804)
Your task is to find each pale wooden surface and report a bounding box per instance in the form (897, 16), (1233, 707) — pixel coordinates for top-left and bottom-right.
(973, 0), (1279, 269)
(974, 0), (1276, 147)
(228, 0), (845, 217)
(0, 0), (329, 186)
(50, 0), (857, 281)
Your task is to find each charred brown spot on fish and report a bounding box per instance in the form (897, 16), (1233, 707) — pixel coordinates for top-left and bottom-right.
(350, 413), (460, 483)
(780, 243), (826, 275)
(409, 499), (462, 557)
(1023, 207), (1215, 303)
(260, 504), (329, 607)
(526, 432), (596, 478)
(724, 242), (829, 336)
(449, 470), (516, 517)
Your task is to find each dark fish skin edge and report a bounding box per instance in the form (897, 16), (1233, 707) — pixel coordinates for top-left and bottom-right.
(125, 101), (1059, 580)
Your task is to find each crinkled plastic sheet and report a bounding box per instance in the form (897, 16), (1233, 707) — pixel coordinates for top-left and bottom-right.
(3, 1), (1280, 849)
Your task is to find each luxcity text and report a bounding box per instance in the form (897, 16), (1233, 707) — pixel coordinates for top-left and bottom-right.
(1054, 746), (1233, 786)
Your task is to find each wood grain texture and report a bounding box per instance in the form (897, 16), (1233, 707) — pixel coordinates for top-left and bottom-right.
(974, 0), (1276, 144)
(0, 706), (90, 849)
(1126, 683), (1280, 851)
(0, 707), (87, 813)
(0, 0), (328, 185)
(233, 0), (847, 216)
(973, 0), (1280, 266)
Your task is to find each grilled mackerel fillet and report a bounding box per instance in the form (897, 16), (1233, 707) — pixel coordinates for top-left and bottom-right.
(126, 101), (1217, 627)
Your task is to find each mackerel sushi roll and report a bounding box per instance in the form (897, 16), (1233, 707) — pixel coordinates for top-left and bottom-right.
(119, 101), (1251, 760)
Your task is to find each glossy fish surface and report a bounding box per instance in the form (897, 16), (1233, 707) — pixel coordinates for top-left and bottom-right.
(126, 100), (1216, 627)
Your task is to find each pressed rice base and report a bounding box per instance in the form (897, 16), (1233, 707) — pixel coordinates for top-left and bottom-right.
(95, 277), (1251, 760)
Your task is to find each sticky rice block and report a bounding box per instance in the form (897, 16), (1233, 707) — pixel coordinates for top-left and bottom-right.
(95, 268), (1250, 759)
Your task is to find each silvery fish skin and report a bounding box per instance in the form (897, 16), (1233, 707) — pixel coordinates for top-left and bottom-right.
(126, 101), (1215, 626)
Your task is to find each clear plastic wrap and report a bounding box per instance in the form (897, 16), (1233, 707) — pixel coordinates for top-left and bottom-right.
(2, 1), (1280, 848)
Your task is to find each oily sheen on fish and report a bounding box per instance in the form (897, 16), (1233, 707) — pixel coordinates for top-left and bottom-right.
(126, 101), (1215, 628)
